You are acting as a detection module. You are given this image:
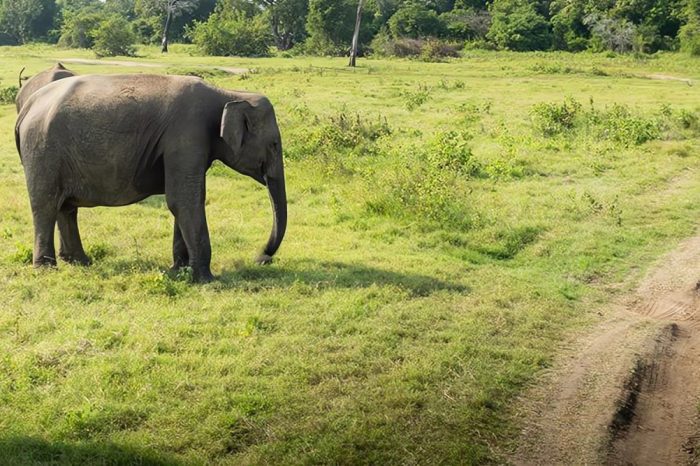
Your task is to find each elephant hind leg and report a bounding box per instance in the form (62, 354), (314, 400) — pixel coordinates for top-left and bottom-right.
(58, 206), (90, 265)
(29, 201), (58, 267)
(171, 221), (189, 271)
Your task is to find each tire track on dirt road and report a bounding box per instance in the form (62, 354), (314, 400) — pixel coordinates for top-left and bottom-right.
(513, 233), (700, 465)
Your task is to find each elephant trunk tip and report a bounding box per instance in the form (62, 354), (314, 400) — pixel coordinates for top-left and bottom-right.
(256, 253), (274, 265)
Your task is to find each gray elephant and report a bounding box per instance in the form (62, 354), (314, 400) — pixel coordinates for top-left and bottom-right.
(15, 74), (287, 282)
(16, 63), (75, 112)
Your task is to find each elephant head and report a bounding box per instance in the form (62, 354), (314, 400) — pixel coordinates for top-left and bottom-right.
(220, 95), (287, 265)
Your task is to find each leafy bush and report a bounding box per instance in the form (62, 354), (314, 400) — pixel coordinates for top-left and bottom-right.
(597, 104), (660, 146)
(680, 22), (700, 56)
(286, 111), (391, 160)
(531, 98), (582, 136)
(584, 14), (636, 53)
(531, 98), (671, 146)
(0, 85), (18, 105)
(92, 16), (137, 57)
(58, 10), (105, 49)
(388, 3), (445, 39)
(441, 8), (491, 41)
(402, 86), (430, 110)
(420, 39), (460, 61)
(188, 12), (272, 57)
(365, 130), (479, 229)
(424, 130), (481, 176)
(487, 0), (552, 51)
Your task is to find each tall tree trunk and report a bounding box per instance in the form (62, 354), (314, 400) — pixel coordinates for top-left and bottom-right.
(348, 0), (363, 67)
(161, 9), (172, 53)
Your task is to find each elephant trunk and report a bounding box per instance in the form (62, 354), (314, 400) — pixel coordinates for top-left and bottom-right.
(256, 167), (286, 264)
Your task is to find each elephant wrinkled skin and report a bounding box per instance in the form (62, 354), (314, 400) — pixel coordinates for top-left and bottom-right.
(15, 74), (287, 282)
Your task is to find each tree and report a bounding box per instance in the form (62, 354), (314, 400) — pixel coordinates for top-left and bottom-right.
(59, 9), (106, 47)
(92, 15), (137, 56)
(388, 2), (445, 38)
(305, 0), (356, 54)
(189, 10), (273, 56)
(487, 0), (551, 51)
(255, 0), (309, 50)
(136, 0), (199, 52)
(0, 0), (58, 44)
(349, 0), (363, 66)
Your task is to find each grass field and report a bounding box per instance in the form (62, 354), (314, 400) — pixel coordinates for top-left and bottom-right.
(0, 45), (698, 464)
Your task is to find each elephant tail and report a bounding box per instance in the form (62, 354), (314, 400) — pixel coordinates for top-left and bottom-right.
(18, 67), (25, 88)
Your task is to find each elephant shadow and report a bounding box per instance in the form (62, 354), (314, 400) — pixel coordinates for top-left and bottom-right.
(0, 436), (184, 466)
(217, 259), (470, 297)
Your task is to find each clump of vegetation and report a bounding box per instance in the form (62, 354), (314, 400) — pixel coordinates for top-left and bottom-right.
(531, 97), (582, 136)
(10, 243), (32, 264)
(366, 130), (478, 229)
(58, 10), (105, 49)
(92, 16), (137, 57)
(595, 104), (661, 146)
(0, 85), (18, 105)
(531, 98), (699, 146)
(419, 39), (461, 61)
(188, 12), (272, 57)
(286, 111), (392, 160)
(401, 86), (431, 111)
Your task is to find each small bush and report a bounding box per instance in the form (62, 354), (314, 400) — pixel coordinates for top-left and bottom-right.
(188, 12), (272, 57)
(0, 85), (18, 105)
(680, 22), (700, 56)
(420, 39), (460, 61)
(531, 98), (582, 136)
(597, 104), (660, 146)
(11, 243), (32, 264)
(58, 10), (105, 49)
(424, 130), (481, 176)
(286, 111), (391, 160)
(92, 16), (137, 57)
(402, 87), (430, 111)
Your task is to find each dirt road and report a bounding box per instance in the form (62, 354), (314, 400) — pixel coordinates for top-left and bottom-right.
(513, 234), (700, 465)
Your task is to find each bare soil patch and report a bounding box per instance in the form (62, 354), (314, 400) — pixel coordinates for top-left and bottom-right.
(513, 234), (700, 465)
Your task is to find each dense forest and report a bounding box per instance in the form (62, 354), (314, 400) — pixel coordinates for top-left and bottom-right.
(1, 0), (699, 57)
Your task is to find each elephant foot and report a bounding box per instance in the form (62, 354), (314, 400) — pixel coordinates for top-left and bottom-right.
(34, 255), (57, 267)
(193, 268), (215, 283)
(60, 252), (91, 266)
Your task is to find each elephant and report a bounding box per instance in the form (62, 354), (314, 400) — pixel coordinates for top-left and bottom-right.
(16, 63), (75, 113)
(14, 73), (287, 282)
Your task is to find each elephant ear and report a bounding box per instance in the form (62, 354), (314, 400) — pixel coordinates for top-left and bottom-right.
(221, 100), (254, 153)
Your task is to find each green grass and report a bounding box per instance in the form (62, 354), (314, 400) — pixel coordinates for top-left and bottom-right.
(0, 44), (699, 464)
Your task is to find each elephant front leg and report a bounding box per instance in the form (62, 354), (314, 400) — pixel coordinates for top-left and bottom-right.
(165, 175), (213, 283)
(57, 206), (90, 265)
(171, 221), (189, 271)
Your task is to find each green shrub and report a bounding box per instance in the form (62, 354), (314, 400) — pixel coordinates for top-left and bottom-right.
(188, 12), (272, 57)
(0, 85), (18, 105)
(402, 87), (430, 111)
(487, 0), (552, 51)
(92, 16), (137, 57)
(680, 22), (700, 56)
(58, 10), (105, 49)
(286, 111), (391, 160)
(420, 39), (460, 61)
(388, 3), (445, 39)
(531, 98), (582, 136)
(424, 130), (481, 176)
(11, 243), (32, 264)
(597, 104), (660, 146)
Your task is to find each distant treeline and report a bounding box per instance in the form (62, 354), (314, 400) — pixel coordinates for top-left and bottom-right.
(1, 0), (699, 57)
